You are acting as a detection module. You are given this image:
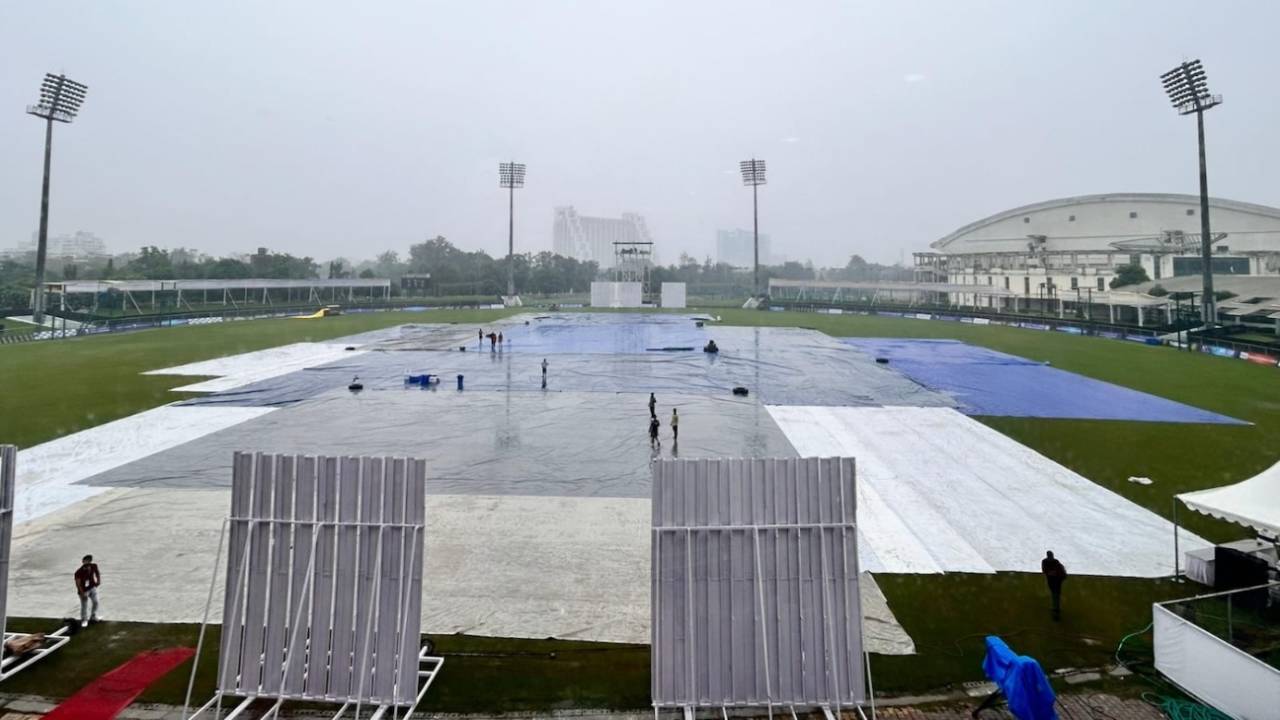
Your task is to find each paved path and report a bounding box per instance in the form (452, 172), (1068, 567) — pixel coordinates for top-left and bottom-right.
(877, 693), (1164, 720)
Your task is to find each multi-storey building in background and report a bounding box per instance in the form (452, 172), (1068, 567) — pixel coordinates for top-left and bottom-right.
(3, 230), (109, 260)
(716, 228), (772, 268)
(552, 207), (653, 268)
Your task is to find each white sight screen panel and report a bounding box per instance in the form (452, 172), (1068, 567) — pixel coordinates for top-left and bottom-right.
(661, 282), (687, 309)
(591, 281), (644, 308)
(651, 457), (866, 710)
(0, 446), (14, 644)
(219, 452), (426, 705)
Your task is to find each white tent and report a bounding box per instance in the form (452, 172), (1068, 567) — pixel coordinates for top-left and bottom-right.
(1178, 460), (1280, 537)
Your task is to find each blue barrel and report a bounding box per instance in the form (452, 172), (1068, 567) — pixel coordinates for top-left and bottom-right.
(457, 374), (464, 390)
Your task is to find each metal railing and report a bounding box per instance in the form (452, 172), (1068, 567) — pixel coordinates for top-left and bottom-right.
(773, 298), (1162, 334)
(0, 300), (508, 346)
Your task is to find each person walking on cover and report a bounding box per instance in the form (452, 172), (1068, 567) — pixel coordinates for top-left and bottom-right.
(648, 393), (657, 419)
(1041, 550), (1067, 620)
(649, 416), (660, 447)
(75, 554), (101, 627)
(670, 407), (679, 441)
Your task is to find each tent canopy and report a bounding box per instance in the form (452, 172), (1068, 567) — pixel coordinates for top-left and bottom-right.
(1178, 460), (1280, 537)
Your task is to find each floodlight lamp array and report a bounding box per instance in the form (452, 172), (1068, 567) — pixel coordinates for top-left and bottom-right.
(498, 162), (526, 188)
(1160, 59), (1221, 115)
(27, 73), (88, 123)
(739, 158), (767, 186)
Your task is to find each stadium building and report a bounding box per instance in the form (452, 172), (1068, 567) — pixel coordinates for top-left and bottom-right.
(914, 193), (1280, 308)
(552, 206), (653, 268)
(3, 230), (109, 260)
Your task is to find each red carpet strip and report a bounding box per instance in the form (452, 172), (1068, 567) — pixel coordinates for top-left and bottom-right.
(45, 647), (195, 720)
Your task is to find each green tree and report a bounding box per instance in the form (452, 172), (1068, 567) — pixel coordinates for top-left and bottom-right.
(844, 254), (869, 281)
(1110, 264), (1150, 289)
(0, 259), (36, 308)
(205, 258), (252, 279)
(126, 246), (175, 279)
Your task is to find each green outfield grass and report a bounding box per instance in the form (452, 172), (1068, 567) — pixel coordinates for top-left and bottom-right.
(2, 307), (1275, 706)
(0, 308), (515, 449)
(1, 619), (650, 713)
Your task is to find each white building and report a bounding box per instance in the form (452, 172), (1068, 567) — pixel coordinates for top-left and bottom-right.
(915, 193), (1280, 308)
(716, 228), (772, 268)
(552, 206), (653, 268)
(4, 230), (109, 260)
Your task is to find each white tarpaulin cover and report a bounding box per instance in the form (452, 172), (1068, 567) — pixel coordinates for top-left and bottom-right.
(767, 406), (1208, 576)
(1178, 460), (1280, 537)
(144, 342), (369, 393)
(14, 405), (274, 524)
(1153, 603), (1280, 719)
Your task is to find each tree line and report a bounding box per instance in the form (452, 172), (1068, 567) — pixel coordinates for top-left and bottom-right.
(2, 236), (907, 309)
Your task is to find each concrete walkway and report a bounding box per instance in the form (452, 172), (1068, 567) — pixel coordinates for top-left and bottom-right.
(877, 693), (1164, 719)
(0, 693), (1171, 720)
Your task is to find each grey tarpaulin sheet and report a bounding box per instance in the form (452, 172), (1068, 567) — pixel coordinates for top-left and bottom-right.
(83, 392), (797, 497)
(177, 320), (954, 409)
(6, 487), (916, 654)
(652, 457), (866, 709)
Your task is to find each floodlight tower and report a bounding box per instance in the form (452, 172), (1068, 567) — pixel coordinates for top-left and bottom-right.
(1160, 59), (1222, 328)
(739, 158), (767, 297)
(26, 73), (88, 325)
(498, 161), (526, 298)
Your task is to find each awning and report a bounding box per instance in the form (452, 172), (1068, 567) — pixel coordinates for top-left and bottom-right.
(1221, 305), (1261, 316)
(1178, 460), (1280, 537)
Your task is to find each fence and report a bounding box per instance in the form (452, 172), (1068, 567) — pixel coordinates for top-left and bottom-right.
(0, 301), (508, 346)
(1153, 582), (1280, 718)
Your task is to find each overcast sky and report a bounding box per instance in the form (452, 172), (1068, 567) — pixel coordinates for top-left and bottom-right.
(3, 1), (1278, 266)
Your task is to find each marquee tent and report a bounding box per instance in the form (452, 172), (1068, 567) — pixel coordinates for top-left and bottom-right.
(1178, 460), (1280, 537)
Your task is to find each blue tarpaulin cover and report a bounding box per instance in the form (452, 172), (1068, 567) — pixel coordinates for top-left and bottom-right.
(179, 315), (954, 409)
(981, 636), (1057, 720)
(842, 338), (1244, 424)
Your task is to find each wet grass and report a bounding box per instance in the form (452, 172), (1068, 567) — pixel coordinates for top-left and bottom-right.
(870, 574), (1186, 692)
(1, 618), (650, 712)
(0, 308), (515, 449)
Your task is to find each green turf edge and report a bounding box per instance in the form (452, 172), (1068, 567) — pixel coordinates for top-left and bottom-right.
(1, 619), (651, 712)
(0, 308), (517, 450)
